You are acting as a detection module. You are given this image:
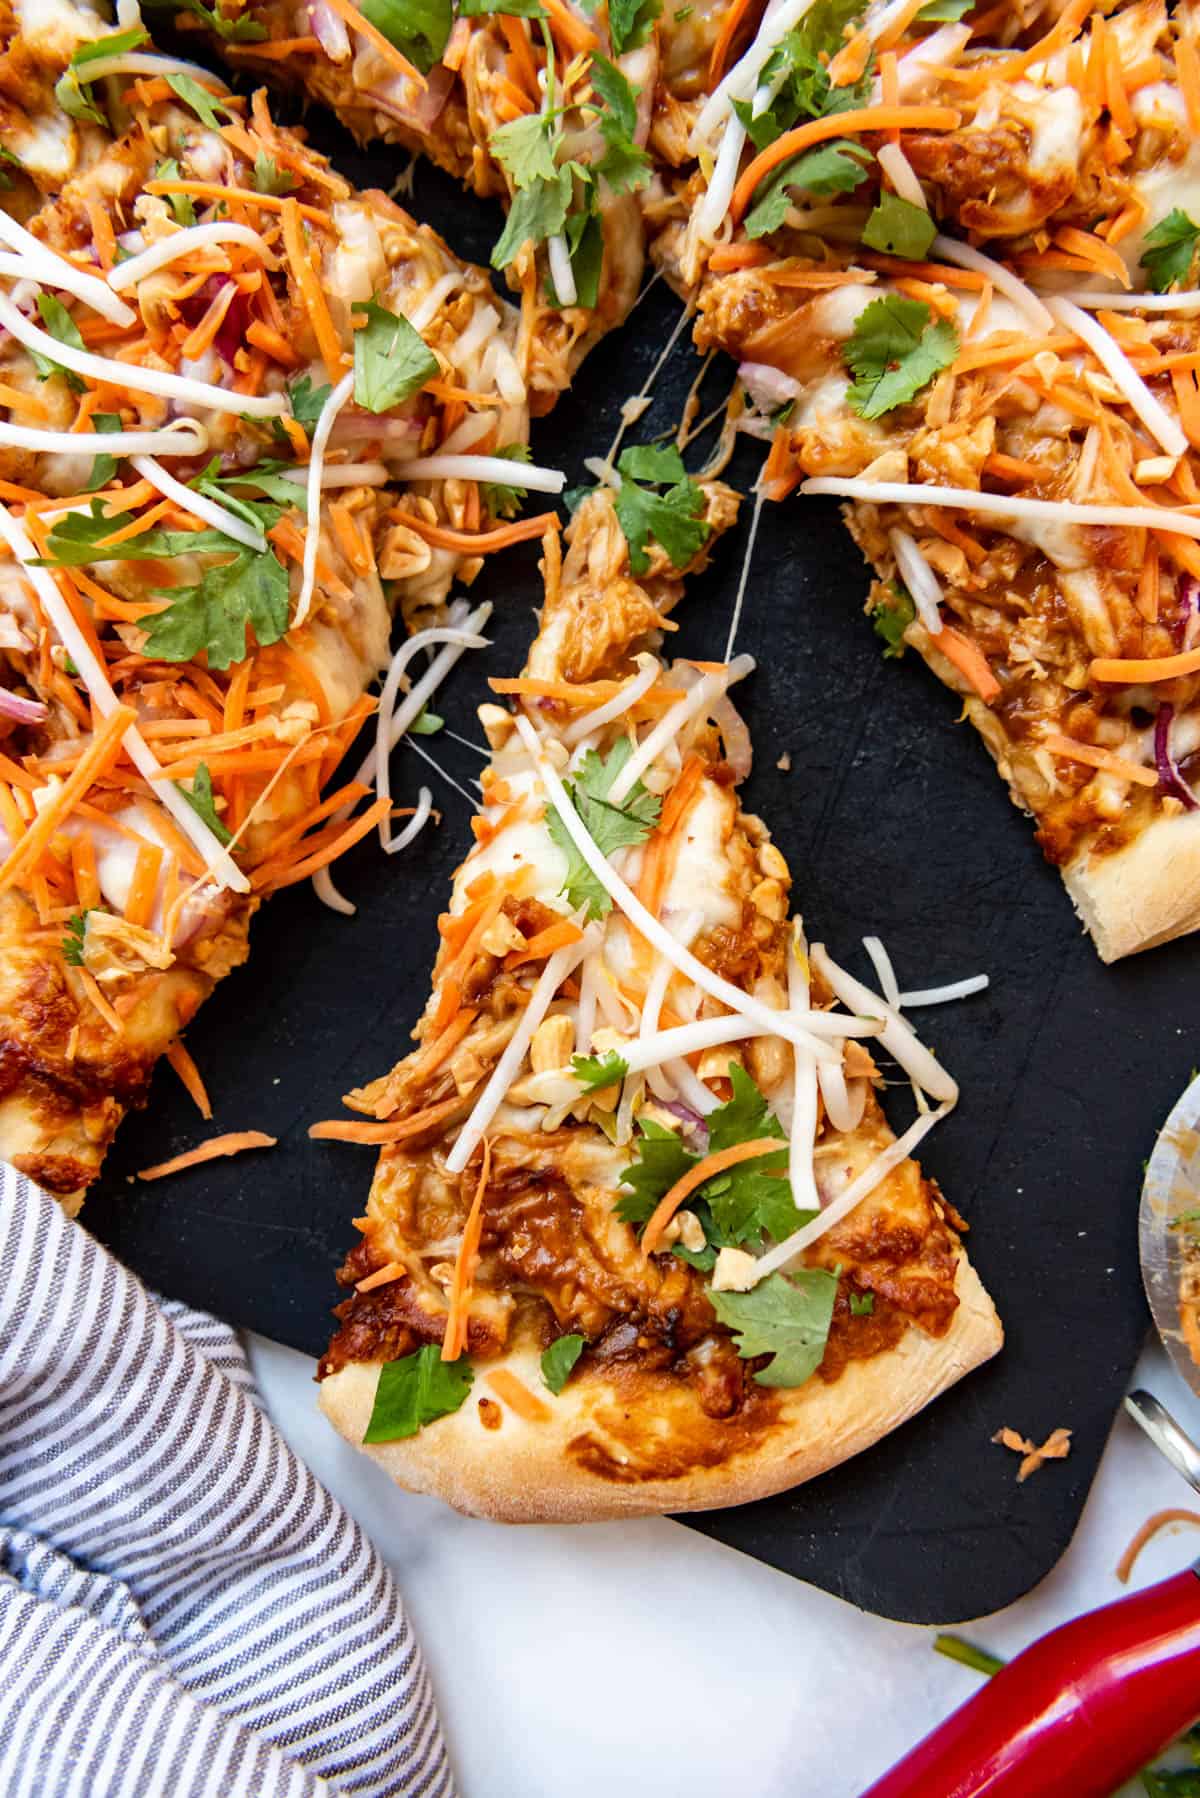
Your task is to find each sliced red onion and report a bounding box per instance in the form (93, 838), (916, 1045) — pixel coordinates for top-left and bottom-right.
(309, 0), (351, 58)
(1155, 703), (1199, 810)
(738, 361), (804, 414)
(0, 688), (47, 724)
(712, 691), (752, 781)
(655, 1098), (709, 1154)
(1175, 576), (1200, 647)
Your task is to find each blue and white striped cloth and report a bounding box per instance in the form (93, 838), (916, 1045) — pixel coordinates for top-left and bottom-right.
(0, 1167), (454, 1798)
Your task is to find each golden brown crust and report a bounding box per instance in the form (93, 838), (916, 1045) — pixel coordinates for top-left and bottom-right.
(1061, 808), (1200, 962)
(319, 1256), (1001, 1522)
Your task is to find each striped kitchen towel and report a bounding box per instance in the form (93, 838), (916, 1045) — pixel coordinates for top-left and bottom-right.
(0, 1166), (454, 1798)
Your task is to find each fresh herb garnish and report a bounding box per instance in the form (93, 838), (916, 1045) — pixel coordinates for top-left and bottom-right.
(862, 192), (936, 260)
(178, 762), (232, 845)
(589, 55), (652, 194)
(0, 145), (22, 191)
(165, 73), (239, 130)
(283, 373), (332, 432)
(358, 0), (454, 72)
(571, 1049), (629, 1090)
(849, 1290), (875, 1316)
(31, 293), (85, 391)
(541, 1333), (585, 1394)
(83, 413), (123, 493)
(547, 737), (660, 917)
(708, 1268), (839, 1387)
(353, 296), (439, 414)
(1140, 209), (1200, 294)
(253, 152), (297, 195)
(609, 0), (661, 53)
(483, 442), (533, 518)
(144, 537), (290, 670)
(610, 442), (710, 574)
(731, 0), (872, 151)
(410, 706), (444, 736)
(744, 139), (872, 238)
(618, 1066), (811, 1251)
(155, 159), (196, 226)
(872, 582), (915, 657)
(461, 0), (548, 13)
(843, 294), (958, 419)
(62, 909), (92, 965)
(362, 1343), (474, 1442)
(156, 0), (268, 37)
(55, 27), (148, 125)
(915, 0), (972, 16)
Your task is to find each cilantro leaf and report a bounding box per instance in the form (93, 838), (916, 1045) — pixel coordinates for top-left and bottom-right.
(862, 191), (936, 260)
(849, 1290), (875, 1315)
(178, 762), (232, 845)
(540, 1333), (585, 1394)
(62, 909), (91, 965)
(40, 503), (237, 566)
(707, 1062), (785, 1155)
(872, 582), (915, 658)
(843, 294), (958, 420)
(32, 293), (85, 390)
(709, 1269), (838, 1387)
(156, 159), (196, 226)
(588, 56), (651, 195)
(590, 53), (637, 137)
(491, 165), (572, 270)
(284, 374), (331, 432)
(159, 0), (269, 38)
(490, 112), (559, 191)
(410, 706), (444, 735)
(143, 541), (290, 671)
(916, 0), (971, 14)
(461, 0), (547, 15)
(198, 458), (301, 511)
(253, 152), (297, 194)
(545, 192), (604, 308)
(55, 27), (149, 124)
(547, 737), (660, 917)
(165, 73), (239, 130)
(363, 1344), (473, 1442)
(83, 413), (122, 493)
(609, 0), (661, 53)
(616, 1118), (695, 1225)
(730, 0), (872, 153)
(571, 1049), (628, 1090)
(358, 0), (453, 71)
(353, 296), (439, 414)
(613, 444), (710, 574)
(1140, 209), (1200, 294)
(483, 442), (532, 518)
(743, 139), (872, 237)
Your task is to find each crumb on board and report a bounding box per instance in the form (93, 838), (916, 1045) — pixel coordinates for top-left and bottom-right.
(776, 753), (792, 772)
(992, 1425), (1072, 1483)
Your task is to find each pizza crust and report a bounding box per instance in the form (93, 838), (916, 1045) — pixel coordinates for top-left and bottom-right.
(318, 1255), (1002, 1523)
(1062, 808), (1200, 963)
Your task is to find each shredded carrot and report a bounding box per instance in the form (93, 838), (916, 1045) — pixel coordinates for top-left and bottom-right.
(978, 0), (1091, 84)
(313, 0), (425, 83)
(542, 0), (597, 55)
(506, 918), (584, 968)
(397, 1008), (479, 1098)
(226, 32), (322, 56)
(500, 12), (540, 100)
(1052, 225), (1131, 291)
(355, 1260), (406, 1293)
(931, 626), (1001, 703)
(486, 1367), (551, 1421)
(389, 508), (560, 556)
(138, 1131), (277, 1181)
(144, 180), (332, 226)
(642, 1138), (787, 1255)
(1136, 540), (1161, 624)
(730, 107), (960, 223)
(708, 243), (775, 273)
(1090, 645), (1200, 683)
(253, 795), (392, 892)
(710, 0), (758, 87)
(281, 198), (345, 381)
(96, 499), (173, 550)
(245, 317), (302, 368)
(1116, 1508), (1200, 1582)
(0, 706), (133, 894)
(78, 968), (124, 1034)
(443, 15), (471, 69)
(84, 197), (118, 271)
(1043, 734), (1158, 788)
(442, 1138), (493, 1361)
(124, 842), (164, 928)
(308, 1091), (465, 1145)
(488, 675), (683, 707)
(181, 279), (240, 360)
(166, 1038), (213, 1120)
(69, 832), (101, 910)
(983, 453), (1046, 486)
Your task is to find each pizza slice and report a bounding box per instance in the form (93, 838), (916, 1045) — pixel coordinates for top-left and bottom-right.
(628, 0), (1200, 961)
(315, 474), (1001, 1521)
(171, 0), (657, 403)
(0, 54), (561, 1205)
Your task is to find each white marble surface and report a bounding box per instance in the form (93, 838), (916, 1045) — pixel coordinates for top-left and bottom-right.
(246, 1330), (1200, 1798)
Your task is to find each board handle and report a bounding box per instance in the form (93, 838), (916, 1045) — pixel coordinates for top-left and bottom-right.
(861, 1567), (1200, 1797)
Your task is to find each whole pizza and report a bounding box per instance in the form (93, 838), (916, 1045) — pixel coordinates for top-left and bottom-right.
(0, 0), (1189, 1518)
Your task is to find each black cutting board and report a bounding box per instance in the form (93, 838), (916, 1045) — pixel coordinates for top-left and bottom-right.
(84, 104), (1167, 1624)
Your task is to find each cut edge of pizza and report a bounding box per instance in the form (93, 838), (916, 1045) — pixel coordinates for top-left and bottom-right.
(314, 479), (1002, 1523)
